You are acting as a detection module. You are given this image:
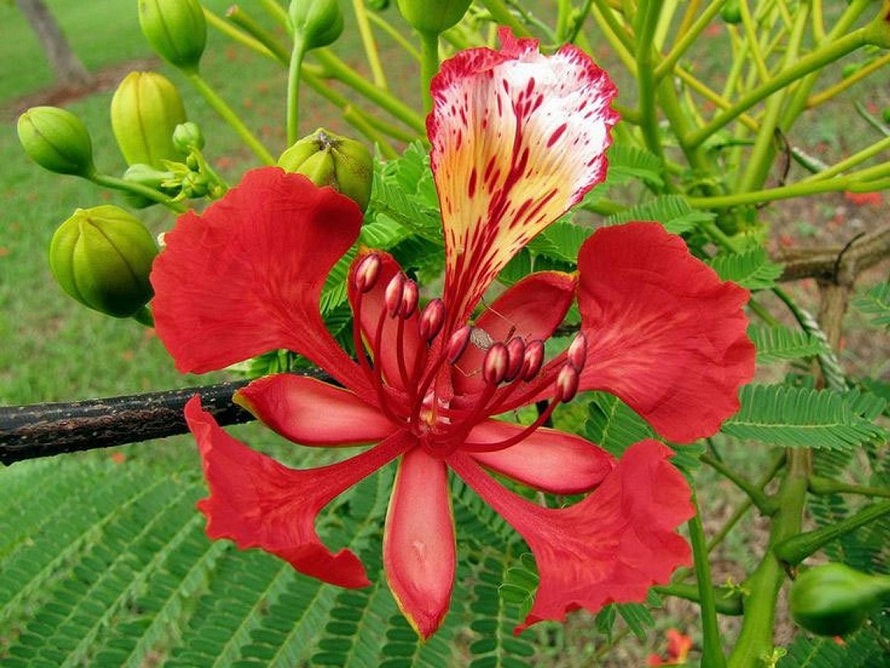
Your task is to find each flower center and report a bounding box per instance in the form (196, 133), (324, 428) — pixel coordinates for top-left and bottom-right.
(352, 254), (586, 458)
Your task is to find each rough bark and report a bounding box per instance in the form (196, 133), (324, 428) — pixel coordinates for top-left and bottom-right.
(16, 0), (93, 88)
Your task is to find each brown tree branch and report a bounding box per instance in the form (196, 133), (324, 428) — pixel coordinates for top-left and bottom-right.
(777, 224), (890, 283)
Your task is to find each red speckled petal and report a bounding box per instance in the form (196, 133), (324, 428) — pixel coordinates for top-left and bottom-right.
(384, 448), (456, 639)
(428, 28), (618, 325)
(236, 374), (398, 446)
(466, 420), (615, 494)
(449, 440), (693, 632)
(187, 396), (413, 588)
(577, 222), (755, 443)
(151, 167), (368, 394)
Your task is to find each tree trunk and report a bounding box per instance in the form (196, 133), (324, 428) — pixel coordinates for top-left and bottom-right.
(16, 0), (93, 88)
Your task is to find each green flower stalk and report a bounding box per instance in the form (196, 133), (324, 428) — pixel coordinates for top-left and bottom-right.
(111, 71), (188, 168)
(278, 128), (373, 211)
(17, 106), (96, 179)
(49, 205), (158, 319)
(138, 0), (206, 73)
(287, 0), (345, 144)
(790, 563), (890, 637)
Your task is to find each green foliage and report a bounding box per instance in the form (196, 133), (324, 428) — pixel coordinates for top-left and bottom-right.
(603, 144), (665, 189)
(852, 281), (890, 329)
(604, 194), (716, 234)
(777, 615), (890, 668)
(721, 384), (889, 450)
(707, 247), (785, 290)
(749, 324), (827, 363)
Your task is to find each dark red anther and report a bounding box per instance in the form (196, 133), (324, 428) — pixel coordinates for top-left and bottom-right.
(555, 364), (580, 403)
(566, 332), (588, 372)
(521, 339), (545, 381)
(445, 325), (473, 363)
(482, 342), (509, 386)
(418, 299), (446, 341)
(353, 253), (382, 293)
(400, 280), (419, 318)
(384, 273), (406, 318)
(504, 336), (526, 382)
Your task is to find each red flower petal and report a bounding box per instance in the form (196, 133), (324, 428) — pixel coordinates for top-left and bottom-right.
(151, 167), (367, 392)
(384, 448), (456, 639)
(347, 250), (424, 393)
(453, 270), (576, 395)
(449, 440), (694, 632)
(467, 420), (615, 494)
(186, 396), (413, 588)
(236, 374), (398, 446)
(429, 28), (619, 325)
(577, 223), (755, 443)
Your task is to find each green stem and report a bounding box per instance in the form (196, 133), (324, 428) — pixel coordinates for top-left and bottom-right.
(204, 7), (282, 61)
(728, 449), (810, 668)
(799, 136), (890, 183)
(689, 490), (727, 668)
(366, 11), (420, 59)
(287, 38), (306, 146)
(343, 106), (399, 160)
(701, 453), (775, 515)
(687, 174), (890, 209)
(419, 30), (440, 114)
(352, 0), (388, 88)
(312, 49), (426, 134)
(184, 71), (275, 165)
(91, 174), (186, 213)
(635, 1), (665, 160)
(686, 27), (873, 149)
(775, 499), (890, 566)
(808, 476), (890, 499)
(225, 4), (290, 63)
(652, 582), (744, 616)
(478, 0), (533, 37)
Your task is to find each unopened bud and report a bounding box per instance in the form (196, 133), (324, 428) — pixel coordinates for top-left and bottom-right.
(400, 280), (419, 318)
(418, 299), (445, 341)
(49, 205), (158, 318)
(555, 365), (580, 403)
(482, 343), (509, 386)
(504, 337), (526, 383)
(172, 121), (205, 153)
(354, 253), (382, 293)
(396, 0), (472, 34)
(384, 273), (406, 318)
(566, 333), (588, 372)
(122, 163), (178, 209)
(521, 340), (545, 381)
(111, 71), (187, 168)
(289, 0), (345, 51)
(138, 0), (206, 72)
(17, 106), (96, 178)
(278, 128), (373, 211)
(446, 325), (472, 364)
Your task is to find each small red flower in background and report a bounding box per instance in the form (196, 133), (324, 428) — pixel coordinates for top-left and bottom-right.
(151, 30), (755, 638)
(648, 628), (694, 666)
(843, 190), (883, 207)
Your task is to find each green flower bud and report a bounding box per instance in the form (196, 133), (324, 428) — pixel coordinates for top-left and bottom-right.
(17, 106), (96, 178)
(720, 0), (742, 24)
(278, 128), (373, 211)
(289, 0), (344, 50)
(790, 563), (890, 637)
(111, 71), (187, 168)
(138, 0), (206, 72)
(122, 163), (179, 208)
(172, 121), (205, 153)
(396, 0), (471, 34)
(49, 205), (158, 318)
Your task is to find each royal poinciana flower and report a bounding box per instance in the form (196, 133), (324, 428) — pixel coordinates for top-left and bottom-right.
(151, 30), (755, 638)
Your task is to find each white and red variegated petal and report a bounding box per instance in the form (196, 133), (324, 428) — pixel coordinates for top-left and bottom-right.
(428, 28), (619, 325)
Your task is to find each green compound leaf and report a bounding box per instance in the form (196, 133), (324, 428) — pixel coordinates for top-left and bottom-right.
(604, 194), (715, 235)
(603, 144), (665, 188)
(749, 325), (827, 363)
(852, 281), (890, 328)
(707, 247), (784, 290)
(721, 384), (889, 449)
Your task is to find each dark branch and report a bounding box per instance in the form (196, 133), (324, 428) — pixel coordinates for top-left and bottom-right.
(0, 381), (253, 465)
(778, 224), (890, 283)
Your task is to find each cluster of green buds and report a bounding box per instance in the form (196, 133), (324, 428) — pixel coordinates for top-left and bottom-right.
(278, 128), (373, 211)
(49, 206), (158, 322)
